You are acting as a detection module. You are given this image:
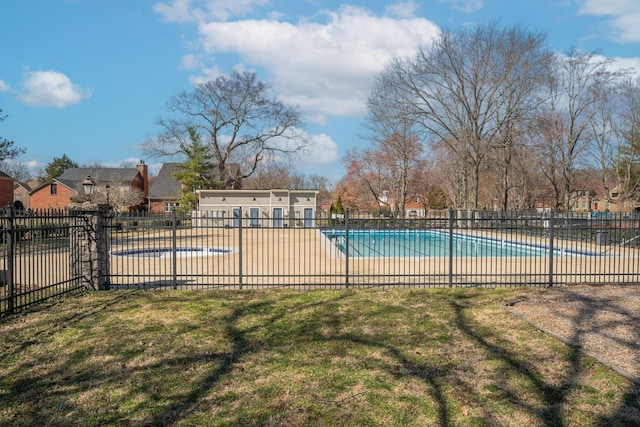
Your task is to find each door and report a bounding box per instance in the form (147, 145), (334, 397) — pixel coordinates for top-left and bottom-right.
(250, 208), (260, 227)
(273, 208), (283, 228)
(233, 208), (241, 228)
(304, 208), (313, 228)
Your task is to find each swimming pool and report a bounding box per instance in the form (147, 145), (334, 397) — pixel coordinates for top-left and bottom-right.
(322, 229), (554, 258)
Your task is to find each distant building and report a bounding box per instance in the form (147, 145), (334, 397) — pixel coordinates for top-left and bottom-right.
(0, 171), (14, 208)
(147, 162), (242, 214)
(148, 163), (182, 214)
(29, 162), (149, 210)
(13, 180), (38, 210)
(196, 189), (319, 227)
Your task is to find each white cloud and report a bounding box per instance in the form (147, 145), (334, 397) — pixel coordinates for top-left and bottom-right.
(578, 0), (640, 42)
(191, 5), (440, 122)
(386, 1), (420, 18)
(18, 70), (92, 108)
(438, 0), (484, 13)
(179, 53), (203, 70)
(607, 56), (640, 79)
(154, 0), (269, 22)
(0, 80), (10, 92)
(296, 132), (340, 172)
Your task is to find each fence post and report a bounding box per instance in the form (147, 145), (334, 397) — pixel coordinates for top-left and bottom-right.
(172, 209), (177, 289)
(6, 206), (15, 313)
(68, 203), (111, 290)
(548, 210), (555, 287)
(238, 207), (243, 290)
(448, 209), (454, 287)
(345, 210), (350, 288)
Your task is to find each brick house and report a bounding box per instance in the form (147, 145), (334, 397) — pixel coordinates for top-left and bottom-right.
(13, 180), (38, 210)
(29, 162), (149, 210)
(148, 163), (182, 214)
(0, 171), (14, 208)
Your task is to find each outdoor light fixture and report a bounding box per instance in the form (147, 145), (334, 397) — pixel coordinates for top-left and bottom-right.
(82, 175), (96, 200)
(222, 197), (226, 201)
(105, 184), (110, 206)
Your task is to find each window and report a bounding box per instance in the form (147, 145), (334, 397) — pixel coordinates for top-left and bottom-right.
(164, 201), (179, 212)
(50, 183), (57, 195)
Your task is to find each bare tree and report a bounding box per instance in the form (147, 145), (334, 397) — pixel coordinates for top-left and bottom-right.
(530, 111), (565, 209)
(365, 68), (428, 217)
(343, 147), (390, 214)
(533, 50), (616, 211)
(0, 109), (25, 163)
(387, 23), (549, 209)
(588, 78), (620, 203)
(615, 79), (640, 207)
(0, 161), (34, 183)
(143, 71), (306, 188)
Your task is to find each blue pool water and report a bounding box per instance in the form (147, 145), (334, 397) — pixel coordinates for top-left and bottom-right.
(322, 229), (552, 258)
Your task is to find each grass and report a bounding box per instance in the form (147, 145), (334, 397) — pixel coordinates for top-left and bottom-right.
(1, 288), (639, 426)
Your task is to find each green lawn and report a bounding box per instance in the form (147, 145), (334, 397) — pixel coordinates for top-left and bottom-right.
(1, 288), (638, 426)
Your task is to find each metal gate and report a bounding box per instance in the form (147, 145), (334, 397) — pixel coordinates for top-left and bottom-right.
(0, 208), (86, 316)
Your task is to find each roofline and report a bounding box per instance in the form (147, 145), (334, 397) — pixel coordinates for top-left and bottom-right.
(197, 188), (320, 195)
(28, 179), (78, 195)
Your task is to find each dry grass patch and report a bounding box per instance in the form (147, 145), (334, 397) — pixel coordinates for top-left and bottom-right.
(0, 288), (638, 426)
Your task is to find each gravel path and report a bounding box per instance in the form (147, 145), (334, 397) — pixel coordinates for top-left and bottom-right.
(505, 284), (640, 384)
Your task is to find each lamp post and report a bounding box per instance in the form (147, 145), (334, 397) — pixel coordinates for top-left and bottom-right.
(105, 184), (110, 207)
(82, 175), (96, 202)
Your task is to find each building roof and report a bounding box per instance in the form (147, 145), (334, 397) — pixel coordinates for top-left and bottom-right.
(30, 167), (142, 195)
(148, 163), (181, 200)
(58, 167), (140, 185)
(148, 162), (244, 200)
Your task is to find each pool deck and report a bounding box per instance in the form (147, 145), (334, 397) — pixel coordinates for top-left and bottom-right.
(107, 227), (640, 288)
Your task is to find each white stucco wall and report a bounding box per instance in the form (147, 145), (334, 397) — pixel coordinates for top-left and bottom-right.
(195, 189), (319, 227)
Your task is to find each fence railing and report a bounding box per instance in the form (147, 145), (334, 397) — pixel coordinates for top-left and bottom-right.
(0, 208), (86, 316)
(107, 210), (640, 290)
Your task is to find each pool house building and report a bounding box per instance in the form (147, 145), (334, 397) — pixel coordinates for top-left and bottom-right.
(196, 189), (319, 228)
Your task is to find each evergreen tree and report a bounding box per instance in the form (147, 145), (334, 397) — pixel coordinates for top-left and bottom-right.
(335, 195), (345, 214)
(172, 127), (215, 212)
(39, 154), (78, 183)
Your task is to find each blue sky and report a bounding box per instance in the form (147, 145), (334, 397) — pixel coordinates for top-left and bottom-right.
(1, 0), (640, 180)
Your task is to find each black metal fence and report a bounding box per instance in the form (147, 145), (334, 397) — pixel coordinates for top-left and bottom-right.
(0, 208), (86, 316)
(107, 210), (640, 289)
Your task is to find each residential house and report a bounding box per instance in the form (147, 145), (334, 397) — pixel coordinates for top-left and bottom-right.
(196, 189), (319, 228)
(404, 196), (427, 218)
(147, 162), (242, 214)
(592, 185), (638, 214)
(13, 180), (38, 210)
(148, 163), (182, 214)
(570, 189), (596, 213)
(0, 171), (14, 208)
(29, 162), (149, 210)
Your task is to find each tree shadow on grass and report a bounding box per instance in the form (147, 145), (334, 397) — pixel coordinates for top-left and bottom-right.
(3, 289), (639, 426)
(500, 286), (640, 426)
(145, 291), (357, 425)
(451, 298), (585, 426)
